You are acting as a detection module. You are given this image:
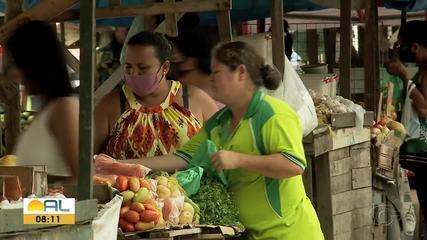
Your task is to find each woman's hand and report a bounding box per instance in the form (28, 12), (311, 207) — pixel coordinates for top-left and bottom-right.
(211, 150), (242, 172)
(385, 59), (410, 81)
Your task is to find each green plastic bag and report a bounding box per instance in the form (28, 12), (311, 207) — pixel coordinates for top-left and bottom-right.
(176, 167), (204, 197)
(188, 140), (228, 186)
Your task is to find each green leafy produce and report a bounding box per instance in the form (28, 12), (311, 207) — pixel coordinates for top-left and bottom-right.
(190, 176), (241, 227)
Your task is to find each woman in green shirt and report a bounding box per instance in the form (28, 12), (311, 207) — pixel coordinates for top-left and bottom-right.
(97, 41), (324, 239)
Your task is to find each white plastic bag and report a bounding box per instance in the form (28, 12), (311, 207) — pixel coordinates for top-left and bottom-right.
(263, 57), (318, 136)
(401, 81), (420, 140)
(162, 196), (185, 225)
(92, 195), (123, 240)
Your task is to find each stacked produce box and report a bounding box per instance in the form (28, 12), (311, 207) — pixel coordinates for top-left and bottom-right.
(304, 89), (374, 240)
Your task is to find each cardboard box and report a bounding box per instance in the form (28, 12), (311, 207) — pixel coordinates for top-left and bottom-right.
(0, 166), (47, 197)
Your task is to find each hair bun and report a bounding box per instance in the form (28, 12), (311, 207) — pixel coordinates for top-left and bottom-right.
(260, 64), (281, 90)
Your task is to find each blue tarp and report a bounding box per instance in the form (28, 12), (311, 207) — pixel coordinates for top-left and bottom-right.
(383, 0), (427, 12)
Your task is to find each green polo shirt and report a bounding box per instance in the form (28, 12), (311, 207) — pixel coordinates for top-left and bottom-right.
(175, 90), (324, 240)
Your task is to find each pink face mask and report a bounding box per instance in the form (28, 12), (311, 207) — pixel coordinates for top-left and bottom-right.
(124, 68), (162, 97)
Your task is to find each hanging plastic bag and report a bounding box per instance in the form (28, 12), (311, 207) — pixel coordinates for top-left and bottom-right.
(161, 196), (185, 225)
(401, 81), (420, 140)
(187, 140), (228, 186)
(92, 195), (123, 240)
(262, 57), (318, 136)
(176, 167), (204, 197)
(94, 154), (151, 178)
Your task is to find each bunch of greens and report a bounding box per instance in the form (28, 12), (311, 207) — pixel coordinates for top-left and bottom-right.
(190, 176), (241, 227)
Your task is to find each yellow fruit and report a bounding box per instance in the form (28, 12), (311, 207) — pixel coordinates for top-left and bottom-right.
(0, 155), (16, 166)
(133, 188), (151, 203)
(170, 186), (181, 197)
(156, 176), (168, 186)
(167, 180), (176, 189)
(157, 185), (171, 199)
(135, 221), (155, 231)
(130, 202), (145, 213)
(129, 177), (140, 193)
(122, 190), (135, 203)
(156, 217), (166, 228)
(179, 211), (193, 225)
(387, 120), (406, 135)
(182, 202), (194, 216)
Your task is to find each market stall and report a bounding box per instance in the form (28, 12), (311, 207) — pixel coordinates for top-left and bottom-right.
(302, 91), (374, 240)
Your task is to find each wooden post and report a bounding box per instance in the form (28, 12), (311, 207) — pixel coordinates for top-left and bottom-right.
(164, 0), (178, 37)
(2, 0), (23, 154)
(78, 0), (95, 200)
(364, 0), (380, 112)
(65, 49), (80, 73)
(271, 0), (285, 76)
(339, 0), (352, 99)
(358, 26), (364, 66)
(60, 22), (66, 44)
(216, 10), (232, 42)
(401, 9), (407, 26)
(324, 28), (337, 73)
(257, 19), (265, 33)
(307, 29), (319, 65)
(143, 0), (157, 31)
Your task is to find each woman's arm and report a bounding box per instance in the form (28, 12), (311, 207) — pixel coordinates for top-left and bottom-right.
(386, 59), (427, 116)
(49, 98), (79, 178)
(94, 91), (121, 153)
(189, 85), (218, 122)
(211, 150), (303, 179)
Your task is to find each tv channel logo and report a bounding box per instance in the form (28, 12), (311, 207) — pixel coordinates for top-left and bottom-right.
(23, 198), (75, 224)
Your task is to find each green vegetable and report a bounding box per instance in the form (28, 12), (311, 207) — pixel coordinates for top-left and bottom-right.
(190, 176), (241, 227)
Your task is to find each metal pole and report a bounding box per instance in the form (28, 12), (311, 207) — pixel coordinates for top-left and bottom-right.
(78, 0), (95, 200)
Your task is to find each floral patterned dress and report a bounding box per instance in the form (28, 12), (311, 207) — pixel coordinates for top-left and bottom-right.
(104, 81), (201, 159)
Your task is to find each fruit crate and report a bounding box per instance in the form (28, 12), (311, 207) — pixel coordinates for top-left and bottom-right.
(329, 111), (374, 129)
(372, 143), (399, 181)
